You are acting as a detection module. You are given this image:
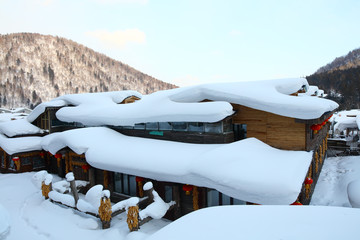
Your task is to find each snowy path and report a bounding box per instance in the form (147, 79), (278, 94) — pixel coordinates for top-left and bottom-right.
(311, 156), (360, 207)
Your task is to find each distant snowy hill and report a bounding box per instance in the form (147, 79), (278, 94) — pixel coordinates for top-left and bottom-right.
(307, 47), (360, 110)
(0, 33), (176, 109)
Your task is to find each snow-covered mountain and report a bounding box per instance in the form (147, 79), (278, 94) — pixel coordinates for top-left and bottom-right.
(0, 33), (176, 109)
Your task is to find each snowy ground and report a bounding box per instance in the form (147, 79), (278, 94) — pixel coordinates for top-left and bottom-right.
(1, 155), (360, 240)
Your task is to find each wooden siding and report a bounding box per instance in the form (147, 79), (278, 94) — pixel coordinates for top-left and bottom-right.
(232, 104), (306, 150)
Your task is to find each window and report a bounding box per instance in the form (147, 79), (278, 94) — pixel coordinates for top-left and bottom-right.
(114, 173), (137, 196)
(233, 124), (247, 141)
(207, 189), (245, 207)
(165, 186), (173, 202)
(205, 122), (223, 133)
(188, 122), (204, 132)
(207, 190), (220, 207)
(33, 156), (45, 169)
(159, 122), (172, 130)
(1, 154), (5, 168)
(172, 122), (187, 131)
(146, 122), (158, 130)
(134, 123), (145, 130)
(21, 157), (32, 166)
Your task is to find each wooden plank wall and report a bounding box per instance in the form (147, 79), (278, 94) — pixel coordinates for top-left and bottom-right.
(232, 104), (306, 150)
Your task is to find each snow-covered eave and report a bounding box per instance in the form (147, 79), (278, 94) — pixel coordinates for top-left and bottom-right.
(41, 127), (312, 205)
(0, 119), (44, 137)
(0, 134), (43, 155)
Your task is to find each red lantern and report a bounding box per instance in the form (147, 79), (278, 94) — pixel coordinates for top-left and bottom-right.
(81, 164), (90, 172)
(182, 184), (193, 195)
(311, 124), (321, 134)
(54, 153), (62, 159)
(12, 157), (19, 162)
(39, 152), (45, 158)
(291, 201), (303, 205)
(305, 177), (313, 185)
(136, 176), (144, 182)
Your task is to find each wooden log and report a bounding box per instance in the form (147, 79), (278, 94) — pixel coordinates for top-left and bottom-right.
(89, 168), (96, 187)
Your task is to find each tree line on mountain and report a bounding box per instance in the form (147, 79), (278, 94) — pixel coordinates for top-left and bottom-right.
(307, 66), (360, 110)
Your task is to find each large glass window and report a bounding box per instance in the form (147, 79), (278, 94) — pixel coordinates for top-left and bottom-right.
(207, 190), (220, 207)
(172, 122), (188, 131)
(205, 122), (223, 133)
(134, 123), (145, 130)
(207, 189), (245, 207)
(159, 122), (172, 130)
(188, 122), (204, 132)
(146, 122), (158, 130)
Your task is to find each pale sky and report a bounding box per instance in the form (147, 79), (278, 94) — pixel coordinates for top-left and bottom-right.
(1, 0), (360, 86)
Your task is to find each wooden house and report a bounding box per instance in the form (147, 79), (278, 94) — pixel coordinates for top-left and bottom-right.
(0, 79), (338, 220)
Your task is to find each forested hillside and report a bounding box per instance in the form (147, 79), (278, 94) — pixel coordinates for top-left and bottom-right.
(0, 33), (176, 109)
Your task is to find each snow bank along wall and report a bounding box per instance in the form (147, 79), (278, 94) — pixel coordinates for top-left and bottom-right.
(0, 78), (338, 219)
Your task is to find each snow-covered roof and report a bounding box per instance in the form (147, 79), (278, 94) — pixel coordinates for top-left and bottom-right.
(0, 119), (43, 137)
(42, 127), (312, 205)
(51, 78), (337, 127)
(0, 134), (43, 155)
(27, 90), (142, 123)
(147, 205), (360, 240)
(332, 110), (360, 132)
(25, 78), (338, 128)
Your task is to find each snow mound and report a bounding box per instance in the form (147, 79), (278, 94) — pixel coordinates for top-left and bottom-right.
(348, 180), (360, 208)
(147, 205), (360, 240)
(139, 190), (174, 220)
(0, 204), (10, 239)
(85, 185), (108, 209)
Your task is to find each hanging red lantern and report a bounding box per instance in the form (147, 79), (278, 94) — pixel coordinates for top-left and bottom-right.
(81, 164), (90, 172)
(54, 153), (62, 159)
(12, 157), (20, 162)
(39, 152), (45, 158)
(305, 177), (313, 185)
(136, 176), (144, 182)
(291, 201), (303, 205)
(182, 184), (193, 195)
(311, 124), (321, 134)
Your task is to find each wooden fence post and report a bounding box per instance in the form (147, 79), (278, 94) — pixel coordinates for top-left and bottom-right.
(41, 181), (52, 199)
(66, 172), (79, 205)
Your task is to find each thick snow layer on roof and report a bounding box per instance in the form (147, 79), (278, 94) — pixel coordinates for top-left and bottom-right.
(0, 134), (43, 155)
(27, 91), (142, 123)
(42, 127), (312, 205)
(147, 205), (360, 240)
(0, 119), (43, 137)
(332, 110), (360, 132)
(53, 78), (337, 127)
(0, 112), (28, 122)
(56, 89), (233, 126)
(169, 78), (338, 120)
